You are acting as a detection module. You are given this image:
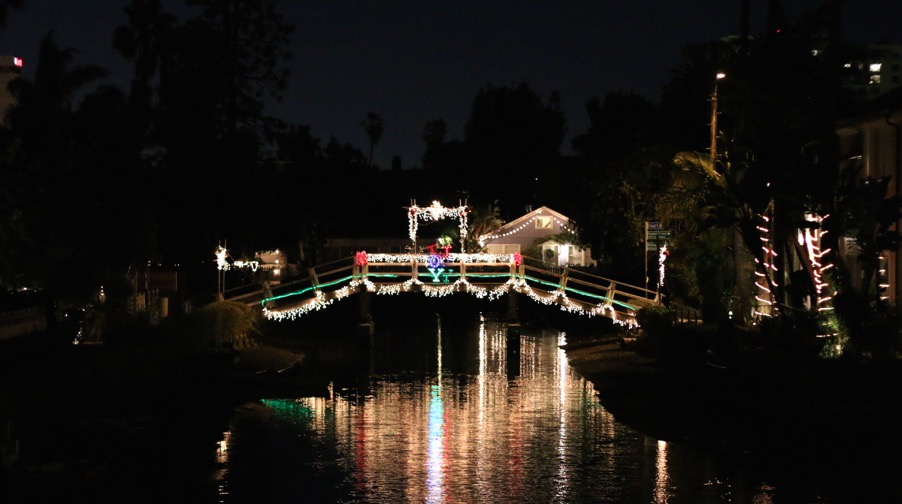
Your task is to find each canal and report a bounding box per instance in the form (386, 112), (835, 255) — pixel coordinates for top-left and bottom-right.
(193, 307), (899, 503)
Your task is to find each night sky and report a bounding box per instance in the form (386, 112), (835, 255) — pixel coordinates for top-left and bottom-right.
(0, 0), (900, 169)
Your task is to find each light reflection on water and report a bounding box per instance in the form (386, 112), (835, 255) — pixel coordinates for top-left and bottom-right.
(209, 316), (859, 504)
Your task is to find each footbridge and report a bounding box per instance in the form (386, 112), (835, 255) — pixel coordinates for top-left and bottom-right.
(224, 252), (661, 328)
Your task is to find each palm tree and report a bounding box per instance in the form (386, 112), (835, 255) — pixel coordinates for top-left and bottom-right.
(113, 0), (175, 85)
(361, 112), (383, 168)
(464, 200), (504, 253)
(1, 31), (109, 300)
(422, 118), (447, 149)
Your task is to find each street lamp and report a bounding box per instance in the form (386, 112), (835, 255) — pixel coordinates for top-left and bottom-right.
(710, 72), (726, 163)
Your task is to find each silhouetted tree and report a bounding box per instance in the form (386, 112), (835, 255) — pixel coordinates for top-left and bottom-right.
(463, 83), (565, 219)
(0, 31), (116, 303)
(0, 0), (23, 27)
(113, 0), (176, 144)
(141, 0), (293, 264)
(185, 0), (293, 146)
(569, 91), (670, 283)
(361, 112), (383, 169)
(421, 118), (447, 170)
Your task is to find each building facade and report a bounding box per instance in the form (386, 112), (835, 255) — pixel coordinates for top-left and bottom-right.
(836, 86), (902, 304)
(0, 55), (22, 126)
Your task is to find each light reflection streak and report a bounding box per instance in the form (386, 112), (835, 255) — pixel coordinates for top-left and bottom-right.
(426, 316), (445, 503)
(654, 439), (671, 503)
(216, 430), (231, 500)
(478, 317), (486, 428)
(208, 314), (837, 504)
(232, 321), (665, 503)
(427, 384), (444, 503)
(557, 332), (569, 500)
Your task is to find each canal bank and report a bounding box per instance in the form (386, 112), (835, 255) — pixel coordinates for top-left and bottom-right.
(562, 333), (902, 457)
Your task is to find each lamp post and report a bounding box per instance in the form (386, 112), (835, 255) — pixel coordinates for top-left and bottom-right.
(710, 72), (726, 163)
(215, 241), (229, 301)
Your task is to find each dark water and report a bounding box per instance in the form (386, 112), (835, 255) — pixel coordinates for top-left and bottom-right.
(4, 306), (898, 503)
(198, 312), (901, 504)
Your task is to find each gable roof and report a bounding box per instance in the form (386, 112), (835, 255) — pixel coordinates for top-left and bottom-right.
(497, 206), (573, 233)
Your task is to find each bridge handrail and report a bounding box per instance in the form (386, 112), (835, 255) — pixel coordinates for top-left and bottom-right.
(226, 253), (660, 326)
(519, 255), (658, 299)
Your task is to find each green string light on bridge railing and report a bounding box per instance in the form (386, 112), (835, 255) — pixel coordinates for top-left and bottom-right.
(259, 251), (641, 328)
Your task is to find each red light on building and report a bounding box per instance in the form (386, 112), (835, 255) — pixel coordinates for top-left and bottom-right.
(13, 57), (22, 67)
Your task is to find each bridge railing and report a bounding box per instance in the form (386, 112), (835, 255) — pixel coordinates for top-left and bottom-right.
(517, 255), (660, 316)
(361, 252), (515, 288)
(224, 256), (358, 308)
(264, 256), (358, 308)
(226, 253), (662, 325)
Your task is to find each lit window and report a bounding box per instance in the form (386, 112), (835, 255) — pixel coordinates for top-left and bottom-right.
(535, 216), (552, 229)
(870, 62), (882, 73)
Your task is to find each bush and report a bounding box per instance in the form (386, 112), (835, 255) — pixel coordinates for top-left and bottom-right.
(188, 301), (262, 350)
(635, 305), (675, 358)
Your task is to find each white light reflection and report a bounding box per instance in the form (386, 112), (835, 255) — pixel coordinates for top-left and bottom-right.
(242, 322), (632, 503)
(426, 317), (445, 503)
(557, 332), (570, 501)
(654, 439), (672, 503)
(478, 316), (486, 426)
(216, 430), (231, 500)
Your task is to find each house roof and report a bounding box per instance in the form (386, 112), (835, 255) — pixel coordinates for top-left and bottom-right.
(497, 206), (573, 232)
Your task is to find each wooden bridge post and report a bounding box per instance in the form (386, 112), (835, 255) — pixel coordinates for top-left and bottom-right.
(358, 281), (374, 337)
(308, 267), (320, 289)
(505, 258), (521, 325)
(607, 280), (617, 307)
(506, 289), (520, 324)
(560, 268), (570, 289)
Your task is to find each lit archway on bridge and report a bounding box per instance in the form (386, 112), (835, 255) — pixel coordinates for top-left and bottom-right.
(407, 200), (470, 252)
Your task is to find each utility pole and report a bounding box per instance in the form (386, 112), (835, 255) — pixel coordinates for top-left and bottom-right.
(710, 72), (726, 163)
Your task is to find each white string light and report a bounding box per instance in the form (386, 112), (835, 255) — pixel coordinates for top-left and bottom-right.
(407, 200), (469, 244)
(753, 214), (778, 318)
(477, 213), (576, 247)
(261, 270), (639, 327)
(215, 245), (230, 271)
(800, 213), (835, 311)
(657, 244), (668, 288)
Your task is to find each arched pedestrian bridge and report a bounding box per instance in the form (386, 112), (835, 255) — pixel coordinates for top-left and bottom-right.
(224, 252), (661, 328)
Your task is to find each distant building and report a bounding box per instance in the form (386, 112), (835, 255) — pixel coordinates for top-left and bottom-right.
(842, 44), (902, 101)
(835, 85), (902, 304)
(0, 55), (22, 126)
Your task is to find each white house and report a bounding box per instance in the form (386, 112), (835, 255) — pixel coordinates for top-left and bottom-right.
(478, 206), (595, 267)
